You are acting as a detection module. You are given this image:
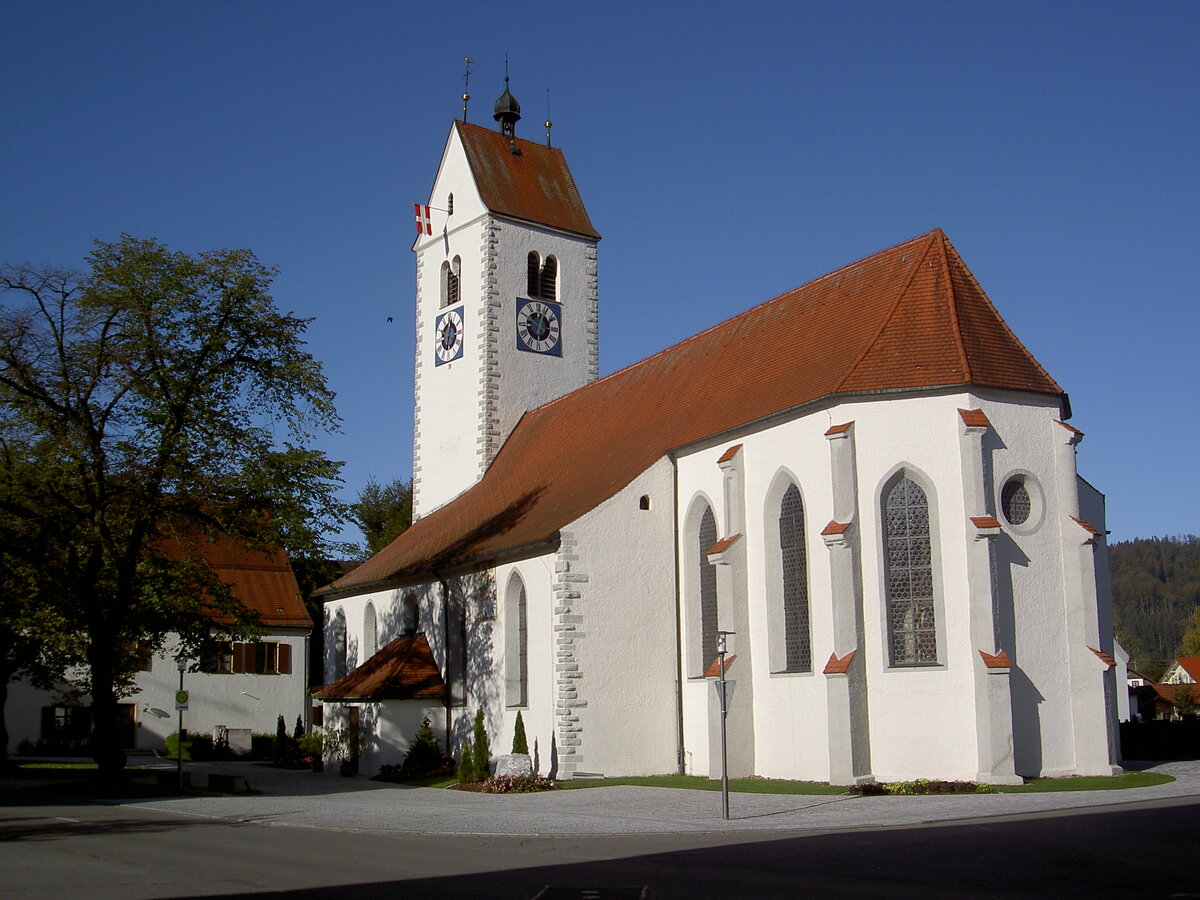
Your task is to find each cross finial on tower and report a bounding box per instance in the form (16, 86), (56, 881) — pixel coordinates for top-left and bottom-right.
(461, 57), (473, 121)
(493, 55), (521, 138)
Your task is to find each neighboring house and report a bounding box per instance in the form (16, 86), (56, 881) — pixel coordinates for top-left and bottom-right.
(316, 87), (1121, 785)
(7, 535), (312, 754)
(1161, 657), (1200, 685)
(1132, 682), (1200, 721)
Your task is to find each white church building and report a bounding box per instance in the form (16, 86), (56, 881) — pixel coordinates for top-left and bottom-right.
(315, 87), (1121, 785)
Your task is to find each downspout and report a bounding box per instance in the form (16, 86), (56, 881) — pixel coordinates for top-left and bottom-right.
(669, 451), (686, 774)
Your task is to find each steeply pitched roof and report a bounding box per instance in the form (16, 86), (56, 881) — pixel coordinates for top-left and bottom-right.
(165, 534), (311, 630)
(328, 229), (1062, 596)
(312, 634), (447, 702)
(1168, 657), (1200, 682)
(453, 121), (600, 239)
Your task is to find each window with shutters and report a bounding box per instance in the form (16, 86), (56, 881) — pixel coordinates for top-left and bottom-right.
(779, 484), (812, 672)
(699, 506), (719, 673)
(201, 641), (293, 674)
(883, 474), (939, 666)
(441, 257), (461, 308)
(525, 252), (558, 301)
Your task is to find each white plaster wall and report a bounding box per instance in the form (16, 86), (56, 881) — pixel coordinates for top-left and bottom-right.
(565, 458), (679, 776)
(490, 221), (596, 447)
(488, 556), (556, 774)
(327, 701), (445, 778)
(978, 392), (1082, 776)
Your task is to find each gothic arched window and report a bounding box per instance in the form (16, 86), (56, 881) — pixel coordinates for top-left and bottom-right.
(505, 573), (528, 707)
(363, 602), (378, 659)
(332, 608), (347, 680)
(698, 506), (719, 672)
(779, 484), (811, 672)
(403, 593), (419, 635)
(884, 475), (938, 665)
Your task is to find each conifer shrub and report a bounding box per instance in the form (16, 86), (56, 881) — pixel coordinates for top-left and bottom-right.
(472, 708), (491, 779)
(458, 736), (478, 783)
(400, 716), (454, 778)
(512, 710), (529, 756)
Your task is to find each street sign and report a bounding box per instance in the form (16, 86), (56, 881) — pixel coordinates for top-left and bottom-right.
(175, 690), (189, 711)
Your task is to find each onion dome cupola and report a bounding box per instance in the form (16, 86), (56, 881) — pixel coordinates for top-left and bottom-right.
(493, 78), (521, 137)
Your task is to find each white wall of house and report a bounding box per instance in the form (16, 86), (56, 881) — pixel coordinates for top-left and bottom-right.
(6, 631), (309, 754)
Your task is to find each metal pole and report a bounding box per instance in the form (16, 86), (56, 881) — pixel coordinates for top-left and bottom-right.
(718, 637), (729, 820)
(177, 662), (184, 791)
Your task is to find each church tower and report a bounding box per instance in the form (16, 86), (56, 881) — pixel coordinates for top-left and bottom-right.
(411, 82), (600, 517)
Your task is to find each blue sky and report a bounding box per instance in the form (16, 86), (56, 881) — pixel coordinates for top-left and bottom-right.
(3, 1), (1197, 544)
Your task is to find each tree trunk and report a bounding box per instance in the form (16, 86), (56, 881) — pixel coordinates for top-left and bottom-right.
(88, 655), (126, 780)
(0, 674), (11, 770)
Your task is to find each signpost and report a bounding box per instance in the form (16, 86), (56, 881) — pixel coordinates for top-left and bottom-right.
(715, 631), (735, 820)
(175, 657), (187, 791)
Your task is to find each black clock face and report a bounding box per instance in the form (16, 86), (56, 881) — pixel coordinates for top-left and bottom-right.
(435, 308), (464, 365)
(516, 299), (562, 356)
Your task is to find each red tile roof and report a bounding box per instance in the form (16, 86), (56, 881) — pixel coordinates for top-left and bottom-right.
(971, 515), (1002, 529)
(313, 633), (447, 702)
(958, 408), (991, 428)
(717, 444), (743, 464)
(824, 650), (856, 675)
(706, 534), (742, 556)
(1090, 646), (1116, 667)
(454, 121), (600, 239)
(703, 654), (737, 678)
(824, 422), (854, 436)
(821, 521), (852, 536)
(1170, 657), (1200, 681)
(1072, 516), (1103, 538)
(163, 534), (310, 630)
(327, 230), (1065, 596)
(979, 649), (1012, 668)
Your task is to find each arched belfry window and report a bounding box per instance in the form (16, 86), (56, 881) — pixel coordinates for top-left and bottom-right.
(527, 252), (541, 297)
(505, 573), (528, 707)
(526, 252), (558, 301)
(403, 594), (419, 635)
(698, 506), (719, 672)
(779, 484), (811, 672)
(441, 257), (460, 308)
(883, 475), (937, 665)
(540, 256), (557, 301)
(363, 602), (378, 659)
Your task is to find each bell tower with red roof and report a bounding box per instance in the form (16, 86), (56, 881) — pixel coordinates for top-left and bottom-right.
(411, 82), (600, 518)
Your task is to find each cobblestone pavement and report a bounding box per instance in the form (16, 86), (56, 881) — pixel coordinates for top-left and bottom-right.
(94, 759), (1200, 836)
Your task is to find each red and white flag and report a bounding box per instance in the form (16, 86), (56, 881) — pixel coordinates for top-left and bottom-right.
(414, 203), (433, 236)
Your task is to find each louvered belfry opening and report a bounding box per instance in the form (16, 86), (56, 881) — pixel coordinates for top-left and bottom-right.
(540, 256), (557, 301)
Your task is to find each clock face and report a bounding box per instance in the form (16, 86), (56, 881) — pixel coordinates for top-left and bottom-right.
(434, 307), (464, 365)
(516, 299), (562, 356)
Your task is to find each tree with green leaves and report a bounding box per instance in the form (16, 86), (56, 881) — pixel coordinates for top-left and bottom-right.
(472, 707), (490, 780)
(0, 237), (345, 777)
(349, 475), (412, 559)
(511, 710), (528, 756)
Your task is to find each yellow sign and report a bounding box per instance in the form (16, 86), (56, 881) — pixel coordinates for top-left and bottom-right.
(175, 690), (189, 711)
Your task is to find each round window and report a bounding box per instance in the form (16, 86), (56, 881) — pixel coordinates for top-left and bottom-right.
(999, 473), (1044, 533)
(1001, 478), (1032, 526)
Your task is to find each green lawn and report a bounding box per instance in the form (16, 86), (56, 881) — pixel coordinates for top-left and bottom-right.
(993, 771), (1174, 792)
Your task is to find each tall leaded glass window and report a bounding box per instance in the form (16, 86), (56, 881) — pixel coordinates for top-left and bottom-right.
(884, 476), (937, 665)
(699, 506), (719, 671)
(505, 575), (528, 707)
(515, 582), (528, 706)
(779, 484), (811, 672)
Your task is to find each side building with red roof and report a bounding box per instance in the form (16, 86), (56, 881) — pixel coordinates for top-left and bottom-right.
(315, 88), (1121, 784)
(7, 536), (312, 755)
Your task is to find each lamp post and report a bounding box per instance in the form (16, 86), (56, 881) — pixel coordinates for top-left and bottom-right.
(716, 630), (735, 820)
(175, 656), (187, 791)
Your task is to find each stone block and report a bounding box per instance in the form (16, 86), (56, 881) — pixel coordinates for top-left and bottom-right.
(493, 753), (533, 778)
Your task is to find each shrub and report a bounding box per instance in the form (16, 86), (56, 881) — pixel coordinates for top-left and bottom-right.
(164, 733), (214, 761)
(458, 736), (478, 783)
(472, 708), (490, 779)
(297, 731), (324, 760)
(848, 779), (992, 796)
(401, 716), (453, 778)
(479, 774), (557, 794)
(512, 711), (528, 756)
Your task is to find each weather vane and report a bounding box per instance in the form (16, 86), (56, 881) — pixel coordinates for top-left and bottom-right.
(461, 57), (473, 121)
(545, 88), (553, 147)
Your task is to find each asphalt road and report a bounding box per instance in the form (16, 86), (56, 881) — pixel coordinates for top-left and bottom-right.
(3, 794), (1199, 899)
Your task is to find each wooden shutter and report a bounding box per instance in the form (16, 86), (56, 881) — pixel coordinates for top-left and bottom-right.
(279, 642), (292, 674)
(232, 642), (249, 674)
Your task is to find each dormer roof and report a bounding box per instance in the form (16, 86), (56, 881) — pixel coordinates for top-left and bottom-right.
(453, 120), (600, 239)
(326, 229), (1063, 596)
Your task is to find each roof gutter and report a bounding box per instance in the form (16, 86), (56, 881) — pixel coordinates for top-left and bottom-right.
(315, 533), (561, 602)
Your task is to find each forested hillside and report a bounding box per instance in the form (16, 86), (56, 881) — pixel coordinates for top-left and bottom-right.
(1109, 535), (1200, 680)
